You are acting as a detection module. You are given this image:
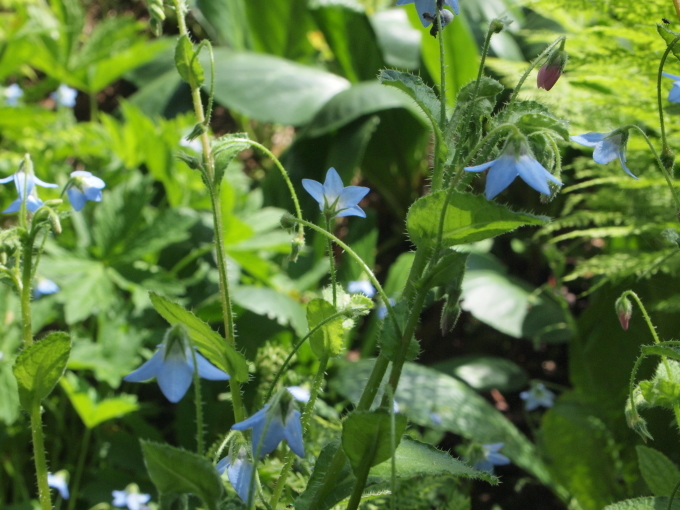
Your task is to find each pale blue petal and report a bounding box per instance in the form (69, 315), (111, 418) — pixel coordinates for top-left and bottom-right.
(618, 151), (638, 179)
(228, 458), (254, 503)
(570, 132), (606, 147)
(193, 351), (230, 380)
(336, 186), (369, 210)
(283, 409), (305, 458)
(669, 83), (680, 103)
(592, 136), (621, 165)
(85, 175), (106, 189)
(3, 198), (21, 213)
(302, 179), (325, 208)
(156, 355), (193, 403)
(485, 156), (518, 199)
(0, 175), (14, 184)
(487, 452), (510, 465)
(516, 156), (555, 195)
(323, 167), (345, 197)
(216, 457), (229, 475)
(124, 349), (165, 382)
(335, 205), (366, 218)
(34, 176), (58, 188)
(127, 493), (151, 510)
(287, 386), (311, 403)
(474, 459), (493, 472)
(464, 160), (496, 173)
(25, 196), (44, 212)
(67, 189), (87, 211)
(252, 413), (286, 457)
(14, 173), (33, 197)
(347, 281), (376, 297)
(445, 0), (459, 14)
(663, 72), (680, 81)
(112, 491), (128, 507)
(34, 279), (59, 298)
(48, 473), (69, 499)
(232, 406), (269, 431)
(84, 187), (103, 201)
(413, 0), (436, 26)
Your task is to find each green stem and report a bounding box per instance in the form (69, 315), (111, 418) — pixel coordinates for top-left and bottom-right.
(269, 354), (330, 509)
(657, 36), (680, 154)
(20, 242), (33, 346)
(325, 215), (337, 307)
(345, 447), (375, 510)
(30, 404), (51, 510)
(430, 9), (447, 192)
(66, 427), (91, 510)
(190, 347), (205, 456)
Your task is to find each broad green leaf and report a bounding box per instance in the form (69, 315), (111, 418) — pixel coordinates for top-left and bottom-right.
(194, 0), (250, 49)
(433, 356), (529, 392)
(658, 24), (680, 64)
(342, 410), (407, 474)
(205, 49), (350, 125)
(307, 299), (344, 358)
(60, 372), (139, 429)
(0, 363), (20, 424)
(232, 286), (307, 337)
(174, 35), (204, 88)
(603, 497), (680, 510)
(379, 69), (441, 130)
(141, 440), (223, 510)
(244, 0), (315, 60)
(13, 332), (71, 411)
(370, 9), (420, 70)
(636, 445), (680, 497)
(406, 191), (549, 249)
(149, 293), (249, 382)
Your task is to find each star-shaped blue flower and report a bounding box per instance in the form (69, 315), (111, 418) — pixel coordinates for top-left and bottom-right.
(520, 382), (555, 411)
(216, 447), (254, 503)
(232, 399), (305, 459)
(662, 72), (680, 103)
(67, 170), (105, 211)
(0, 169), (58, 213)
(570, 131), (637, 179)
(124, 327), (230, 403)
(302, 167), (370, 218)
(396, 0), (459, 27)
(47, 472), (69, 500)
(5, 84), (23, 107)
(464, 146), (562, 199)
(474, 443), (510, 473)
(51, 84), (78, 108)
(112, 487), (151, 510)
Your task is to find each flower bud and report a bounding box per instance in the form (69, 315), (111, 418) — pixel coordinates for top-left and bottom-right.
(661, 147), (676, 173)
(290, 232), (305, 262)
(145, 0), (166, 36)
(615, 295), (633, 330)
(537, 50), (568, 91)
(489, 17), (509, 34)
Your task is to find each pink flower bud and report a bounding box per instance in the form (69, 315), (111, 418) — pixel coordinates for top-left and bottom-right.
(615, 295), (633, 330)
(537, 64), (562, 91)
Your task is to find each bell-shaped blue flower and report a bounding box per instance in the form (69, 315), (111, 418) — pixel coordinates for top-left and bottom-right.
(4, 84), (23, 107)
(347, 280), (376, 298)
(520, 382), (555, 411)
(662, 72), (680, 103)
(474, 443), (510, 473)
(51, 84), (78, 108)
(396, 0), (459, 27)
(112, 485), (151, 510)
(47, 471), (69, 500)
(570, 130), (637, 179)
(302, 167), (370, 218)
(464, 144), (562, 199)
(66, 170), (106, 211)
(0, 166), (58, 213)
(216, 447), (254, 503)
(124, 325), (230, 403)
(232, 391), (305, 459)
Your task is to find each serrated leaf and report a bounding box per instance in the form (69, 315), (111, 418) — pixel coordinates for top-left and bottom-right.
(307, 299), (345, 358)
(175, 35), (204, 87)
(149, 293), (248, 382)
(342, 410), (407, 474)
(639, 360), (680, 409)
(603, 497), (680, 510)
(658, 24), (680, 64)
(379, 69), (442, 128)
(212, 134), (250, 186)
(641, 344), (680, 361)
(636, 445), (680, 497)
(377, 301), (418, 361)
(13, 332), (71, 411)
(141, 440), (223, 510)
(406, 191), (548, 249)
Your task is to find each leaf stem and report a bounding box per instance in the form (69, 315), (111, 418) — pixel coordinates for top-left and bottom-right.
(431, 9), (447, 192)
(190, 346), (205, 456)
(325, 215), (337, 307)
(31, 404), (52, 510)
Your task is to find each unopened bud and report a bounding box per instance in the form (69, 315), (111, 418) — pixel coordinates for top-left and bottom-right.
(280, 214), (295, 230)
(537, 50), (568, 91)
(145, 0), (166, 36)
(48, 209), (62, 234)
(615, 295), (633, 330)
(489, 17), (509, 34)
(290, 232), (305, 262)
(661, 147), (675, 173)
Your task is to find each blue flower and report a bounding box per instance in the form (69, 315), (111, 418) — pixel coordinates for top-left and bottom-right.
(124, 326), (230, 403)
(216, 447), (254, 503)
(287, 385), (311, 403)
(302, 167), (370, 218)
(4, 84), (23, 107)
(0, 169), (58, 213)
(33, 278), (60, 299)
(112, 487), (151, 510)
(570, 131), (637, 179)
(51, 84), (78, 108)
(464, 145), (562, 199)
(396, 0), (459, 27)
(662, 72), (680, 103)
(347, 280), (376, 298)
(474, 443), (510, 473)
(47, 472), (69, 500)
(232, 397), (305, 459)
(67, 171), (105, 211)
(520, 382), (555, 411)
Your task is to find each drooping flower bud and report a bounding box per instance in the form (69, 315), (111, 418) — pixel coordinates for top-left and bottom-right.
(537, 49), (568, 91)
(615, 294), (633, 330)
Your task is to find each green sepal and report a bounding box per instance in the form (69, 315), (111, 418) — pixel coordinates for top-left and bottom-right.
(307, 298), (345, 359)
(174, 35), (205, 88)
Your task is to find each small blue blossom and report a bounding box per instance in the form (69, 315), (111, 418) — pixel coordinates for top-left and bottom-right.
(0, 169), (58, 213)
(47, 472), (69, 500)
(287, 385), (311, 403)
(347, 280), (376, 298)
(662, 72), (680, 103)
(4, 84), (23, 106)
(396, 0), (459, 27)
(520, 383), (555, 411)
(474, 443), (510, 474)
(124, 326), (230, 403)
(33, 278), (60, 299)
(51, 84), (78, 108)
(112, 487), (151, 510)
(464, 145), (562, 199)
(302, 167), (370, 218)
(571, 130), (637, 179)
(67, 170), (105, 211)
(216, 447), (254, 503)
(232, 396), (305, 458)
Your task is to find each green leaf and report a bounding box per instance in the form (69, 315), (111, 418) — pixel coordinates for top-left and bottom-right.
(603, 497), (680, 510)
(60, 372), (139, 429)
(141, 440), (223, 510)
(370, 9), (420, 70)
(658, 24), (680, 64)
(194, 0), (250, 49)
(641, 344), (680, 362)
(636, 445), (680, 497)
(149, 292), (249, 382)
(174, 35), (204, 88)
(516, 112), (569, 141)
(639, 360), (680, 409)
(342, 410), (407, 474)
(0, 363), (20, 424)
(307, 299), (345, 358)
(13, 332), (71, 411)
(377, 301), (418, 362)
(232, 286), (307, 337)
(424, 249), (468, 290)
(406, 191), (549, 249)
(433, 356), (529, 392)
(212, 134), (251, 186)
